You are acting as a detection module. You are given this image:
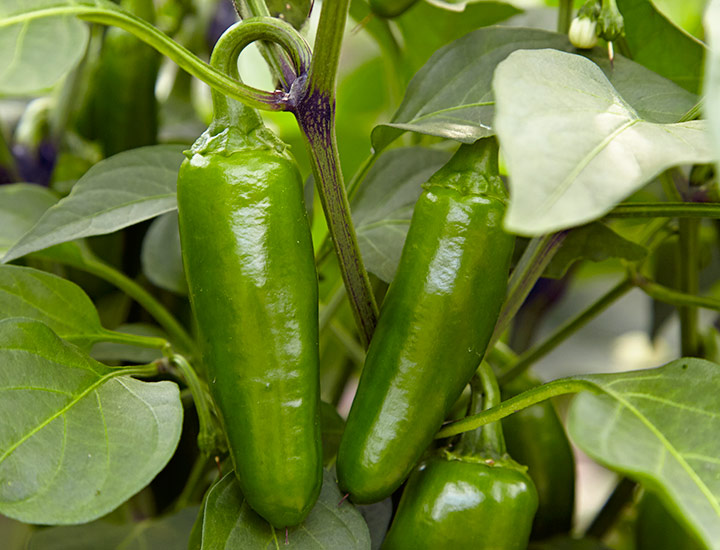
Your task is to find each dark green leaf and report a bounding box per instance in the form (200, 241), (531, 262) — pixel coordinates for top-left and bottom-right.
(618, 0), (705, 93)
(352, 147), (452, 282)
(569, 358), (720, 549)
(371, 27), (699, 151)
(356, 499), (392, 550)
(141, 211), (187, 295)
(0, 264), (110, 350)
(196, 469), (370, 549)
(26, 507), (198, 549)
(2, 145), (185, 263)
(0, 318), (182, 524)
(494, 49), (713, 235)
(544, 223), (647, 279)
(266, 0), (312, 29)
(395, 1), (520, 77)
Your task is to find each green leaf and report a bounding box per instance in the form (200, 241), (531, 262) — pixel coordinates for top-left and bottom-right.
(0, 318), (182, 524)
(195, 468), (370, 549)
(544, 223), (647, 279)
(356, 499), (392, 550)
(353, 147), (452, 283)
(395, 2), (520, 77)
(141, 211), (187, 296)
(0, 16), (88, 96)
(320, 401), (344, 467)
(371, 27), (698, 151)
(652, 0), (708, 38)
(705, 0), (720, 179)
(0, 264), (112, 350)
(494, 49), (713, 236)
(618, 0), (705, 93)
(0, 183), (58, 257)
(26, 507), (198, 549)
(569, 358), (720, 549)
(2, 145), (185, 263)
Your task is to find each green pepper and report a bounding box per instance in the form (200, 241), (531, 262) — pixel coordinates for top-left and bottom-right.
(337, 138), (514, 503)
(369, 0), (419, 18)
(382, 364), (538, 549)
(78, 0), (159, 156)
(635, 491), (705, 550)
(502, 373), (575, 539)
(176, 37), (321, 528)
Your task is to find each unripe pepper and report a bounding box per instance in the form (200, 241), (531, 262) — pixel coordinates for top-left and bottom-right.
(502, 373), (576, 539)
(177, 44), (321, 527)
(337, 138), (514, 503)
(381, 364), (538, 549)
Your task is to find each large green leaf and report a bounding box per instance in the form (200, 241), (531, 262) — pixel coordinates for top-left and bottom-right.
(395, 1), (520, 78)
(706, 0), (720, 179)
(0, 184), (58, 256)
(194, 469), (370, 549)
(352, 147), (451, 282)
(653, 0), (708, 38)
(0, 265), (112, 350)
(0, 318), (182, 524)
(618, 0), (705, 93)
(494, 49), (713, 236)
(569, 358), (720, 549)
(27, 507), (198, 549)
(371, 27), (698, 151)
(0, 15), (88, 96)
(2, 145), (185, 263)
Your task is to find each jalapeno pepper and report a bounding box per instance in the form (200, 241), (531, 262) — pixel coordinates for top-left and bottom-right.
(502, 373), (575, 539)
(337, 138), (514, 503)
(381, 364), (538, 549)
(176, 36), (321, 528)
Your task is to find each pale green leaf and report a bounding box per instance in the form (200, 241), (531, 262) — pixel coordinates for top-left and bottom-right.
(371, 27), (698, 151)
(494, 49), (713, 236)
(705, 0), (720, 179)
(0, 264), (109, 350)
(2, 145), (185, 263)
(569, 358), (720, 549)
(0, 16), (88, 96)
(0, 318), (182, 524)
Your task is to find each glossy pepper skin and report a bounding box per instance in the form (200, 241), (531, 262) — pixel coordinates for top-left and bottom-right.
(369, 0), (419, 18)
(381, 453), (538, 550)
(177, 97), (321, 527)
(502, 373), (575, 539)
(382, 365), (537, 549)
(337, 138), (514, 504)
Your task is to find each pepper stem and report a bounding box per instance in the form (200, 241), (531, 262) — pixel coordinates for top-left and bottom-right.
(426, 138), (504, 198)
(456, 363), (507, 458)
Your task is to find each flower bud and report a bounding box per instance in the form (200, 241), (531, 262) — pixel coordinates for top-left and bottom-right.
(569, 16), (598, 49)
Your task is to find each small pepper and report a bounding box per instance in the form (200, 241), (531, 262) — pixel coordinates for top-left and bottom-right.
(381, 364), (538, 550)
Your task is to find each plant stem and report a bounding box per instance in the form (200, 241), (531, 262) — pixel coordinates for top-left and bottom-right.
(2, 6), (284, 111)
(499, 278), (634, 384)
(98, 328), (169, 350)
(585, 477), (637, 539)
(436, 378), (598, 439)
(489, 232), (568, 350)
(678, 218), (700, 356)
(679, 99), (704, 122)
(607, 202), (720, 219)
(557, 0), (574, 34)
(294, 0), (379, 347)
(80, 256), (197, 355)
(170, 354), (219, 455)
(635, 276), (720, 312)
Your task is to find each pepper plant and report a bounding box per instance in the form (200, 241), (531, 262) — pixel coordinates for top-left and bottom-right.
(0, 0), (720, 548)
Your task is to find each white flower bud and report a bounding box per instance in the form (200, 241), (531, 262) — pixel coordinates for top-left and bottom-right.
(569, 16), (598, 49)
